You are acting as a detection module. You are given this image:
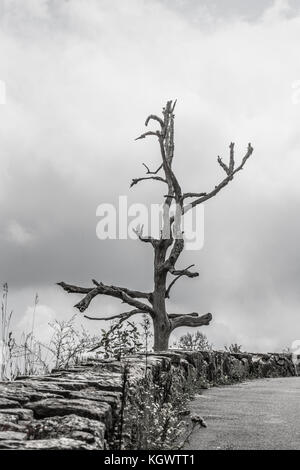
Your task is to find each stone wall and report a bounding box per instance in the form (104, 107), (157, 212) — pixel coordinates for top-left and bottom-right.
(0, 351), (297, 450)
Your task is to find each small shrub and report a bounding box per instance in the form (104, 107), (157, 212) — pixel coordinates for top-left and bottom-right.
(225, 343), (243, 353)
(174, 331), (213, 352)
(48, 316), (100, 369)
(122, 367), (199, 450)
(96, 320), (143, 360)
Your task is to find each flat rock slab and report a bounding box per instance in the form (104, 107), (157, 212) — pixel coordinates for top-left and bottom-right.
(67, 389), (121, 409)
(28, 414), (106, 448)
(0, 408), (34, 420)
(0, 398), (21, 408)
(184, 377), (300, 450)
(16, 375), (123, 392)
(0, 437), (95, 450)
(0, 430), (27, 441)
(26, 398), (112, 424)
(0, 384), (62, 403)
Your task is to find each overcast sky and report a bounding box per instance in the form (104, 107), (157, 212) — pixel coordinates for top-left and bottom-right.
(1, 0), (300, 351)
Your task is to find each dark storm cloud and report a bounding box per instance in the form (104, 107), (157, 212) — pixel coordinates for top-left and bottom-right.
(0, 0), (300, 351)
(160, 0), (300, 22)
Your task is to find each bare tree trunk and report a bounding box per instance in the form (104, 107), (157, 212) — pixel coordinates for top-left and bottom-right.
(153, 320), (170, 351)
(152, 241), (172, 351)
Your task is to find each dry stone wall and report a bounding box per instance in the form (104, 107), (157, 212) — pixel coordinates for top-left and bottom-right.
(0, 351), (297, 449)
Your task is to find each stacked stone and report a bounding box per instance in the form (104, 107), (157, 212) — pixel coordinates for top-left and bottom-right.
(0, 351), (297, 449)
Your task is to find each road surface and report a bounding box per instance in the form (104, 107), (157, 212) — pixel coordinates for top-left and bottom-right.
(184, 377), (300, 450)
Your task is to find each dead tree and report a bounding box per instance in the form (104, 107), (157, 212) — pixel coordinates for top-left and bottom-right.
(58, 101), (253, 351)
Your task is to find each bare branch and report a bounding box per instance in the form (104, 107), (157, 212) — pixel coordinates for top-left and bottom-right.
(130, 175), (167, 188)
(87, 309), (147, 352)
(170, 312), (212, 331)
(217, 156), (230, 175)
(60, 280), (150, 301)
(166, 265), (198, 298)
(183, 143), (254, 214)
(182, 192), (207, 200)
(58, 281), (154, 314)
(84, 309), (143, 322)
(92, 279), (150, 300)
(169, 267), (199, 278)
(120, 288), (152, 300)
(135, 131), (160, 141)
(217, 142), (235, 175)
(74, 287), (101, 312)
(57, 282), (90, 294)
(168, 312), (198, 319)
(145, 114), (164, 128)
(142, 162), (163, 175)
(133, 224), (158, 246)
(229, 142), (235, 172)
(171, 99), (177, 112)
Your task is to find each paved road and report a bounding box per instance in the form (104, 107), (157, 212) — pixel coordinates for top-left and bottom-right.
(184, 377), (300, 450)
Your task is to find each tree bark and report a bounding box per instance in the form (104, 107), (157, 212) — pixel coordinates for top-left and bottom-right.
(153, 320), (171, 351)
(151, 240), (172, 350)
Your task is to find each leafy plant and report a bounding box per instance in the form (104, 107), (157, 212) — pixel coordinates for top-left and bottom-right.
(97, 320), (143, 360)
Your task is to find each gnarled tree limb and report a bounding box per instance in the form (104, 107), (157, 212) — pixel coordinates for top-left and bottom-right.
(92, 279), (151, 301)
(170, 312), (212, 331)
(168, 312), (198, 319)
(145, 114), (164, 128)
(59, 280), (151, 301)
(58, 281), (153, 314)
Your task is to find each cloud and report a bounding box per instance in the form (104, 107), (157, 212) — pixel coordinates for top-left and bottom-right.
(0, 0), (300, 351)
(4, 220), (35, 246)
(17, 303), (57, 344)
